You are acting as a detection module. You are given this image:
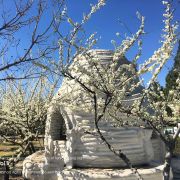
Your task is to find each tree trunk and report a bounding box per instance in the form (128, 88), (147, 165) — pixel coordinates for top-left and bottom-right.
(30, 142), (36, 153)
(163, 124), (180, 180)
(4, 160), (9, 180)
(163, 151), (172, 180)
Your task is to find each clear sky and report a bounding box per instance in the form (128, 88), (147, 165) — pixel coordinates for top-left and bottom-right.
(1, 0), (180, 86)
(65, 0), (180, 86)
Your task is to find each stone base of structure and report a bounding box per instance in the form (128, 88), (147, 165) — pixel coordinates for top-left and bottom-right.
(22, 150), (64, 180)
(22, 151), (172, 180)
(60, 167), (164, 180)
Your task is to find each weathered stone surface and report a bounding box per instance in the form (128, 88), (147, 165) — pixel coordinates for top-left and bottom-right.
(151, 137), (166, 163)
(23, 152), (165, 180)
(22, 49), (167, 179)
(60, 166), (164, 180)
(171, 157), (180, 179)
(23, 150), (64, 180)
(45, 106), (154, 168)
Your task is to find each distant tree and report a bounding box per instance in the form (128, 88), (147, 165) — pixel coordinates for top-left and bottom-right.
(0, 71), (59, 165)
(0, 0), (65, 80)
(165, 40), (180, 95)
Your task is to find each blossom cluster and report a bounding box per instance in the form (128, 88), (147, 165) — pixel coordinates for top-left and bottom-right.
(138, 1), (178, 86)
(57, 0), (178, 128)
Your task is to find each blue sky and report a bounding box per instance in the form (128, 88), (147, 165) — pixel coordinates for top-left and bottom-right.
(1, 0), (179, 86)
(65, 0), (180, 86)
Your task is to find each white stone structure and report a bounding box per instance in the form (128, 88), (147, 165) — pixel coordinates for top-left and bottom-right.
(23, 50), (166, 180)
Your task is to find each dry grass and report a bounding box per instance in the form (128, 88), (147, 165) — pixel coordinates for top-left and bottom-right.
(0, 138), (44, 158)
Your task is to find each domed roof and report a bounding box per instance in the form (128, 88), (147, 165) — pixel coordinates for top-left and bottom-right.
(83, 49), (131, 65)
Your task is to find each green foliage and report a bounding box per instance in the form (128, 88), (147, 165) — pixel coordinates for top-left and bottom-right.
(165, 40), (180, 95)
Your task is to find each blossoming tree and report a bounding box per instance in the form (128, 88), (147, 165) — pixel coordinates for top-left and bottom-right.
(54, 0), (179, 179)
(0, 0), (178, 179)
(0, 72), (60, 166)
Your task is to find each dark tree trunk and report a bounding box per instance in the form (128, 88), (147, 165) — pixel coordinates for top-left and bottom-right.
(163, 125), (180, 180)
(4, 160), (9, 180)
(163, 152), (172, 180)
(29, 142), (36, 153)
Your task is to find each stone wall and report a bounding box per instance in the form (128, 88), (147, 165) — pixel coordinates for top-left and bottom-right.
(41, 49), (166, 178)
(23, 155), (165, 180)
(45, 109), (154, 168)
(60, 167), (164, 180)
(71, 128), (153, 168)
(151, 137), (165, 163)
(44, 100), (166, 169)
